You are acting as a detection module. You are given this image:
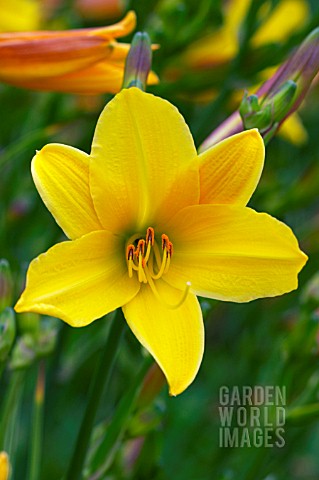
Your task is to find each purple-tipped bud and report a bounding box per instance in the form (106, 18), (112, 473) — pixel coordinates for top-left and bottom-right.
(258, 28), (319, 111)
(200, 27), (319, 151)
(122, 32), (152, 91)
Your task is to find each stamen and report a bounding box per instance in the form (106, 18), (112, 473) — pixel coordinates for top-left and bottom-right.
(152, 240), (162, 270)
(146, 227), (154, 246)
(162, 234), (169, 250)
(164, 241), (173, 274)
(126, 244), (135, 278)
(138, 252), (147, 283)
(144, 266), (191, 310)
(135, 239), (145, 257)
(125, 228), (175, 287)
(151, 247), (167, 280)
(127, 244), (135, 261)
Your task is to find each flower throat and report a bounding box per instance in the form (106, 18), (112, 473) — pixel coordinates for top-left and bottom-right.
(126, 227), (190, 309)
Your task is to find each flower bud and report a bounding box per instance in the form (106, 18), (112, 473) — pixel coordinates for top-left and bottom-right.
(122, 32), (152, 91)
(0, 260), (13, 311)
(302, 272), (319, 305)
(9, 334), (37, 370)
(136, 363), (165, 409)
(239, 80), (297, 137)
(0, 308), (16, 363)
(200, 27), (319, 150)
(9, 317), (58, 370)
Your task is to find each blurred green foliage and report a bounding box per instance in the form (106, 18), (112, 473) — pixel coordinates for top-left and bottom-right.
(1, 0), (319, 479)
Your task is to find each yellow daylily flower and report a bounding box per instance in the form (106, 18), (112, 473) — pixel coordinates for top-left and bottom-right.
(0, 0), (41, 32)
(0, 452), (9, 480)
(183, 0), (309, 69)
(15, 88), (307, 395)
(0, 11), (158, 94)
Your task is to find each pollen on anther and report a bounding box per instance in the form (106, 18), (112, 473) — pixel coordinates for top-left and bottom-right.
(146, 227), (155, 245)
(168, 241), (173, 257)
(127, 244), (135, 261)
(161, 234), (169, 250)
(136, 239), (145, 257)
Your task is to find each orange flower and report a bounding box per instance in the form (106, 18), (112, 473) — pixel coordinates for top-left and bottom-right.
(0, 11), (158, 94)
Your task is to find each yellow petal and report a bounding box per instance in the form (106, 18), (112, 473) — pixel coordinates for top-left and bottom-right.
(253, 0), (309, 46)
(198, 129), (264, 206)
(32, 144), (103, 240)
(0, 451), (9, 480)
(165, 204), (307, 302)
(224, 0), (250, 32)
(0, 0), (41, 32)
(182, 27), (237, 68)
(123, 282), (204, 396)
(182, 0), (249, 69)
(15, 231), (140, 326)
(90, 87), (199, 233)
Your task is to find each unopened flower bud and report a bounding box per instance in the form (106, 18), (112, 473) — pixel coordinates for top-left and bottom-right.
(200, 27), (319, 150)
(302, 272), (319, 305)
(136, 363), (165, 409)
(0, 260), (13, 311)
(0, 308), (16, 362)
(239, 93), (272, 131)
(270, 80), (297, 122)
(239, 80), (297, 136)
(122, 32), (152, 91)
(9, 317), (58, 370)
(9, 334), (37, 370)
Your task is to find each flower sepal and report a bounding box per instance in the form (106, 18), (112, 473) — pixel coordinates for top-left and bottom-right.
(239, 80), (297, 140)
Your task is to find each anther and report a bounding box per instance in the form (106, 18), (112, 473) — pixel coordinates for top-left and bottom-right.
(127, 244), (135, 261)
(126, 244), (136, 278)
(146, 227), (154, 246)
(126, 228), (174, 284)
(135, 239), (145, 257)
(162, 234), (169, 250)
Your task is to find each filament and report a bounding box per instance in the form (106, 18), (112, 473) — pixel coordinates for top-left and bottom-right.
(125, 227), (190, 308)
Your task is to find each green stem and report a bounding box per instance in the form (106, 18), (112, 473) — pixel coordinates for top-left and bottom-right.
(0, 370), (24, 450)
(28, 361), (45, 480)
(86, 355), (153, 479)
(65, 310), (125, 480)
